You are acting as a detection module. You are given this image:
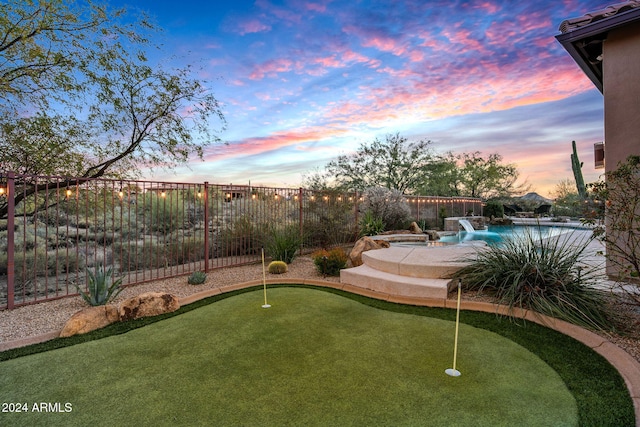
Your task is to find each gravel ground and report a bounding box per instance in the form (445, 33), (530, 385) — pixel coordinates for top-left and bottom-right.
(1, 255), (639, 364)
(0, 256), (338, 344)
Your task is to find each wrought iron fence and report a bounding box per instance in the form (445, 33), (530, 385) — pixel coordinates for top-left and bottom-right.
(0, 171), (481, 309)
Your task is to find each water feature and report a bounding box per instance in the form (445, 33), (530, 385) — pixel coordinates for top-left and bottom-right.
(458, 219), (475, 232)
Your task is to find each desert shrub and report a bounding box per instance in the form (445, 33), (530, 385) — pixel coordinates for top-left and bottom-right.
(359, 210), (385, 236)
(166, 237), (206, 265)
(483, 201), (504, 219)
(218, 216), (262, 257)
(361, 187), (410, 230)
(113, 242), (167, 271)
(454, 227), (615, 331)
(302, 192), (357, 248)
(312, 248), (348, 276)
(187, 271), (207, 285)
(263, 225), (301, 264)
(138, 192), (186, 234)
(268, 260), (288, 274)
(76, 265), (123, 306)
(587, 155), (640, 291)
(0, 249), (86, 282)
(47, 250), (86, 276)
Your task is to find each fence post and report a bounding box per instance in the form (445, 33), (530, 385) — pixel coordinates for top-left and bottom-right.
(203, 182), (209, 273)
(298, 187), (303, 248)
(6, 171), (15, 309)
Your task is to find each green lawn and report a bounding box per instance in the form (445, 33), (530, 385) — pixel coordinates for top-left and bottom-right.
(0, 285), (634, 426)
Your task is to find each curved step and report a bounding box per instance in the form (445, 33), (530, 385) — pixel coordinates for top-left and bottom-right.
(340, 264), (454, 299)
(362, 245), (479, 279)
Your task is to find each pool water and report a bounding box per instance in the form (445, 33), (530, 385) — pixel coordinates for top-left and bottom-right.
(440, 225), (576, 246)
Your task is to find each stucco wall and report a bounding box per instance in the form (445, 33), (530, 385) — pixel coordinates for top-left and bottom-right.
(603, 21), (640, 173)
(602, 21), (640, 277)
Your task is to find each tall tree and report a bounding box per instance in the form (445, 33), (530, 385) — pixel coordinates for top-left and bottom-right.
(325, 133), (435, 193)
(418, 151), (526, 199)
(457, 152), (525, 199)
(0, 0), (225, 217)
(0, 0), (142, 113)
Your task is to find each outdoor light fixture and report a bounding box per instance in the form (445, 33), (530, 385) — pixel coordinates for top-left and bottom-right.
(0, 187), (5, 196)
(161, 191), (166, 198)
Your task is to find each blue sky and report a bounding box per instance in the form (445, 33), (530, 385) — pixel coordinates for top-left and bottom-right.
(116, 0), (610, 197)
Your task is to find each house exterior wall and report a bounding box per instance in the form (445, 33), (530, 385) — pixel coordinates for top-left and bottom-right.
(602, 21), (640, 278)
(603, 21), (640, 173)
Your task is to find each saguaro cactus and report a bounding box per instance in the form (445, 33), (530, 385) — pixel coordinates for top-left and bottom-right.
(571, 140), (587, 198)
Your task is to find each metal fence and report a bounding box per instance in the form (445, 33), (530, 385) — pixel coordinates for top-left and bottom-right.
(0, 171), (481, 309)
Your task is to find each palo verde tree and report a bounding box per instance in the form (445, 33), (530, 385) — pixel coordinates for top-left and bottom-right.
(325, 133), (435, 193)
(418, 151), (526, 199)
(0, 0), (225, 218)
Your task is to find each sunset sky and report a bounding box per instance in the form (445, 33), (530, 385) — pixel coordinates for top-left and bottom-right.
(118, 0), (610, 198)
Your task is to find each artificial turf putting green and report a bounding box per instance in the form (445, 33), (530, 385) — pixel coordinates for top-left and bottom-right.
(0, 287), (581, 426)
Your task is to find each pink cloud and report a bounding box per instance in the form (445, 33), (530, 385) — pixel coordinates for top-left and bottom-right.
(249, 58), (294, 80)
(203, 127), (349, 161)
(306, 2), (328, 13)
(237, 19), (271, 35)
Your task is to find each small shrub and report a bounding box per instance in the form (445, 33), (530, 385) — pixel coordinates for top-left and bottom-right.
(187, 271), (207, 285)
(264, 225), (301, 264)
(359, 210), (385, 236)
(268, 261), (288, 274)
(77, 265), (123, 306)
(312, 248), (348, 276)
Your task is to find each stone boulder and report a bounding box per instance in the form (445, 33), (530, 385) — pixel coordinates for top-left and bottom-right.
(59, 305), (120, 337)
(408, 221), (423, 234)
(489, 217), (513, 226)
(348, 236), (390, 267)
(119, 292), (180, 321)
(424, 230), (440, 241)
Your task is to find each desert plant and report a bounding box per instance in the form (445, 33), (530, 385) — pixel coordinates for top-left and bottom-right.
(361, 187), (411, 231)
(586, 155), (640, 292)
(312, 248), (348, 276)
(139, 192), (186, 234)
(218, 216), (262, 257)
(359, 210), (385, 236)
(263, 225), (301, 264)
(268, 260), (288, 274)
(571, 140), (587, 199)
(454, 226), (615, 331)
(187, 271), (207, 285)
(77, 265), (123, 306)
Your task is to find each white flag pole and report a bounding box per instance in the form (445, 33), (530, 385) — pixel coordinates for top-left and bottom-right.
(445, 279), (462, 377)
(261, 247), (271, 308)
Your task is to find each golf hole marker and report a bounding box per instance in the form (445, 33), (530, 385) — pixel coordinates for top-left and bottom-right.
(261, 247), (271, 308)
(445, 279), (462, 377)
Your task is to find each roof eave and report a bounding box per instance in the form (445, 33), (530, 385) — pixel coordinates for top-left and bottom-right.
(556, 6), (640, 94)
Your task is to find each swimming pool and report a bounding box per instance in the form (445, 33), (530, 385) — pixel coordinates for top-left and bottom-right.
(440, 225), (579, 246)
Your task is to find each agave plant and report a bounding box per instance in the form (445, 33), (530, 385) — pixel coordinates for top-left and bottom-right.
(454, 226), (617, 331)
(77, 265), (123, 306)
(187, 270), (207, 285)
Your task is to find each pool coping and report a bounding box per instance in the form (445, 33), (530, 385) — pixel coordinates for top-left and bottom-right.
(2, 277), (639, 426)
